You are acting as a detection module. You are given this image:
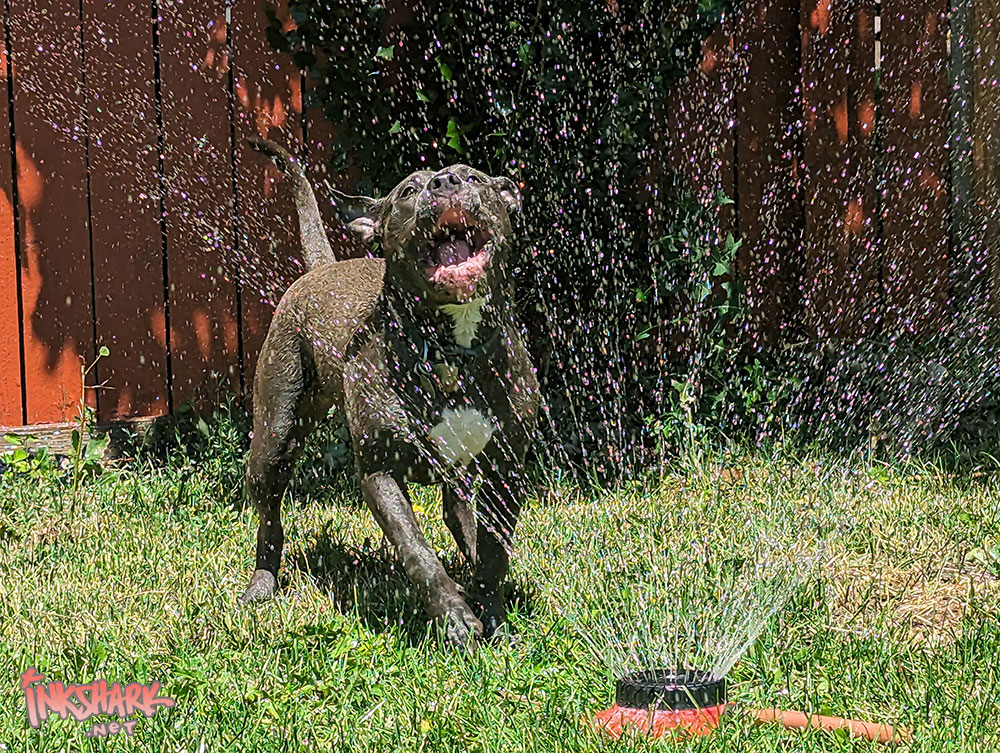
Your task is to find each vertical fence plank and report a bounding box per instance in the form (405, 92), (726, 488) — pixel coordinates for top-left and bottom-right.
(972, 0), (1000, 307)
(799, 0), (879, 339)
(231, 0), (303, 391)
(9, 0), (95, 424)
(82, 1), (168, 421)
(880, 0), (949, 333)
(159, 0), (241, 409)
(0, 3), (23, 426)
(733, 0), (804, 346)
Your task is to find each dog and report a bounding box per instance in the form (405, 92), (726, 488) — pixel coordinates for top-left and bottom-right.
(242, 138), (539, 646)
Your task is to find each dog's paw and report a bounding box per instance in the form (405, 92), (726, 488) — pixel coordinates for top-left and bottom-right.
(472, 592), (508, 641)
(240, 569), (277, 603)
(484, 620), (520, 647)
(435, 598), (484, 650)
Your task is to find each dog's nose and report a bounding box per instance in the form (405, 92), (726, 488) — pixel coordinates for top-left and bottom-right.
(428, 171), (462, 196)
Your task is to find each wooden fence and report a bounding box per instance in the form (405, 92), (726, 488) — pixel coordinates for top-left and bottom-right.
(0, 0), (996, 433)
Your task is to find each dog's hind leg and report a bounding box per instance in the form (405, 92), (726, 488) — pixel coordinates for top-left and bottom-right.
(242, 332), (333, 603)
(471, 450), (527, 638)
(442, 482), (478, 567)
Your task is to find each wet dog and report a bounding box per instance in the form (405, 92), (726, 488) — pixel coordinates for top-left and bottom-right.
(242, 139), (538, 646)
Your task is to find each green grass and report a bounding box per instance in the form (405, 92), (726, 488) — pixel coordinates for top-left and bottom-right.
(1, 434), (999, 751)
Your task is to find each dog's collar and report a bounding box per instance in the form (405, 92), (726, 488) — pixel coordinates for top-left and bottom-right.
(411, 326), (503, 393)
(420, 327), (503, 362)
(382, 294), (504, 394)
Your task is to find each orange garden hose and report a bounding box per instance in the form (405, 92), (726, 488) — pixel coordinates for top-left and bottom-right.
(592, 669), (910, 744)
(751, 707), (910, 743)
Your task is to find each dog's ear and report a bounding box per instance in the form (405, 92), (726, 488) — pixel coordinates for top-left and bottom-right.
(493, 177), (522, 215)
(330, 189), (381, 244)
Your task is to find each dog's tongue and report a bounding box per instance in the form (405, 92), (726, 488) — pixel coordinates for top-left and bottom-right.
(436, 238), (472, 267)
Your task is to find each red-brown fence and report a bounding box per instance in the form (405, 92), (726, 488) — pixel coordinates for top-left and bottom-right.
(0, 0), (995, 433)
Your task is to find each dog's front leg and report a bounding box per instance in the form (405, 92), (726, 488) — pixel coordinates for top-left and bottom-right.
(359, 470), (483, 646)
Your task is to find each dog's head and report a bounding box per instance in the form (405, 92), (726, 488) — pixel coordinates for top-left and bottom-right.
(334, 165), (521, 304)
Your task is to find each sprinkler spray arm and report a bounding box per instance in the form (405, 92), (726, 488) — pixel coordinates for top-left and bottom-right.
(752, 707), (911, 744)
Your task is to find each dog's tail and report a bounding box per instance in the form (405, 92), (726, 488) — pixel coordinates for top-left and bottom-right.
(248, 137), (337, 272)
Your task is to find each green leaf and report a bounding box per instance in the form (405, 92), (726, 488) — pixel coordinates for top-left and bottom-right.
(415, 89), (431, 103)
(197, 417), (210, 437)
(84, 436), (108, 461)
(388, 120), (402, 135)
(11, 448), (27, 463)
(712, 261), (729, 277)
(445, 118), (465, 154)
(375, 46), (394, 60)
(99, 345), (110, 358)
(436, 57), (453, 82)
(71, 429), (81, 454)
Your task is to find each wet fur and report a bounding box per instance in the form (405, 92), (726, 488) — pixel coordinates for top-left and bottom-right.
(243, 139), (538, 646)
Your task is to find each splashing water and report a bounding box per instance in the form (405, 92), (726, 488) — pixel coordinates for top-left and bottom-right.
(530, 466), (845, 682)
(12, 0), (998, 469)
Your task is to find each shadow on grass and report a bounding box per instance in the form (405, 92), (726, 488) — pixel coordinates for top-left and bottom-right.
(289, 524), (537, 644)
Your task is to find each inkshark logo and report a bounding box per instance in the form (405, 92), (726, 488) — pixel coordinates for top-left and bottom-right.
(21, 667), (175, 738)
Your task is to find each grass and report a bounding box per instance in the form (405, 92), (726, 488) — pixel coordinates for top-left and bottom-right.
(1, 422), (999, 752)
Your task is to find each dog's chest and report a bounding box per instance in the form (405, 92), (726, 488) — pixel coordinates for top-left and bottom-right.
(428, 407), (497, 466)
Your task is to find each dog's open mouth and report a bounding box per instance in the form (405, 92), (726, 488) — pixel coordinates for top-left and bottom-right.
(421, 208), (492, 297)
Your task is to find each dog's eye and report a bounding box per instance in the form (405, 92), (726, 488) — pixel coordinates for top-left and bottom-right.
(466, 174), (486, 184)
(400, 185), (418, 198)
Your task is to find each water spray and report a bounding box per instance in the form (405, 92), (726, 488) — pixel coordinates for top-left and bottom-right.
(593, 667), (910, 743)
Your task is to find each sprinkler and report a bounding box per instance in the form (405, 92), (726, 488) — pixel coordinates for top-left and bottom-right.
(594, 669), (727, 739)
(594, 668), (910, 743)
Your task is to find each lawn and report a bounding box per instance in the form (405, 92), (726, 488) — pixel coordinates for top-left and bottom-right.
(2, 425), (999, 752)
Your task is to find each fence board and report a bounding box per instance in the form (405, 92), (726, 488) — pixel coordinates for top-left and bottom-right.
(231, 0), (303, 391)
(972, 0), (1000, 307)
(159, 0), (241, 408)
(880, 0), (950, 333)
(9, 0), (95, 423)
(799, 0), (879, 339)
(0, 4), (22, 426)
(82, 1), (168, 421)
(734, 0), (803, 346)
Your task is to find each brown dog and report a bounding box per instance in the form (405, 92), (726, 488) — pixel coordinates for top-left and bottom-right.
(242, 139), (538, 646)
